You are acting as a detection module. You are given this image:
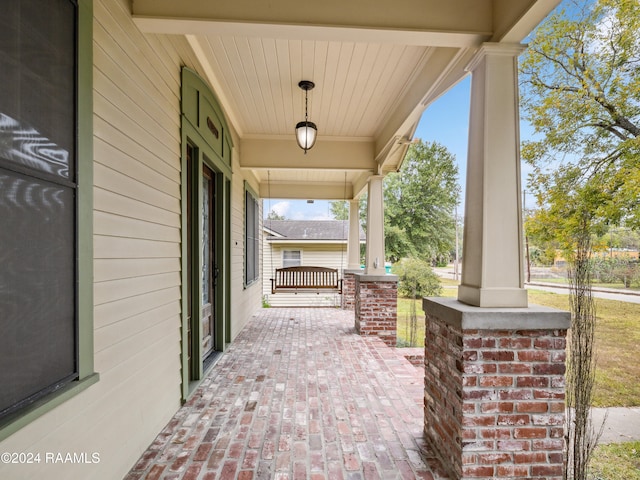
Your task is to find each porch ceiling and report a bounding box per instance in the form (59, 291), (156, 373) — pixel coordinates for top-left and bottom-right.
(133, 0), (560, 200)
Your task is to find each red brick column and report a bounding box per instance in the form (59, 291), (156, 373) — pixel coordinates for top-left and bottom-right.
(422, 298), (570, 480)
(341, 270), (359, 310)
(354, 274), (398, 347)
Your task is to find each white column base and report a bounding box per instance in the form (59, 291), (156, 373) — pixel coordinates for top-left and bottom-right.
(458, 285), (528, 308)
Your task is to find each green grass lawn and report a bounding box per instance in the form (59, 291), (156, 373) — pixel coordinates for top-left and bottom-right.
(399, 280), (640, 478)
(398, 283), (640, 407)
(531, 276), (640, 291)
(589, 441), (640, 480)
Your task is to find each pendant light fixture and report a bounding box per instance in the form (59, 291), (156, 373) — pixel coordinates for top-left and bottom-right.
(295, 80), (317, 153)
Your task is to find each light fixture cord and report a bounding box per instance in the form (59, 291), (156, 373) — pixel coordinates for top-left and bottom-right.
(305, 88), (309, 123)
(304, 88), (309, 154)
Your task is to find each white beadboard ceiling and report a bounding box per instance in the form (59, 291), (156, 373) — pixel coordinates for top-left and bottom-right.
(198, 36), (432, 139)
(133, 0), (561, 199)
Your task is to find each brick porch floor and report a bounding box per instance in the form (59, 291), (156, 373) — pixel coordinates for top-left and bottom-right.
(124, 308), (450, 480)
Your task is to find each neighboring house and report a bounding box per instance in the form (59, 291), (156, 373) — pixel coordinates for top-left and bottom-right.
(263, 220), (365, 307)
(0, 1), (567, 479)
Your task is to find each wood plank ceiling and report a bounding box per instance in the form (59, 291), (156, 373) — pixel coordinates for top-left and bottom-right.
(196, 38), (431, 139)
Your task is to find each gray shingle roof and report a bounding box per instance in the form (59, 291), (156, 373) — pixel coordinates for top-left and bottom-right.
(265, 220), (364, 241)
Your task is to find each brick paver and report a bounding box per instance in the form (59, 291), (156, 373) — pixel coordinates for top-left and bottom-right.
(125, 308), (450, 479)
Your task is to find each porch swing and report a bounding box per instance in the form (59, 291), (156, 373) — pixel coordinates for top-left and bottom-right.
(267, 171), (345, 295)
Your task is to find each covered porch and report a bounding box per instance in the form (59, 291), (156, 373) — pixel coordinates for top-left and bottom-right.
(125, 308), (449, 480)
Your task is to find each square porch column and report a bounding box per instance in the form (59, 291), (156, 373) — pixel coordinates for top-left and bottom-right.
(342, 199), (362, 310)
(353, 176), (398, 345)
(422, 44), (570, 480)
(364, 175), (385, 276)
(458, 43), (527, 309)
(423, 298), (570, 480)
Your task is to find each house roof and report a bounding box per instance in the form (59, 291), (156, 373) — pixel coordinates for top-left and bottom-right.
(265, 220), (365, 241)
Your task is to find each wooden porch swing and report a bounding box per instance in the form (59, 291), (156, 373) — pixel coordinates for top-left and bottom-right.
(270, 265), (343, 294)
(267, 171), (346, 296)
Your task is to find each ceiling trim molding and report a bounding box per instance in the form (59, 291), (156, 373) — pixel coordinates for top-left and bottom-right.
(134, 17), (490, 48)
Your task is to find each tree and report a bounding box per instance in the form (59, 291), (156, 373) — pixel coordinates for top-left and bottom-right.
(525, 173), (607, 480)
(329, 200), (348, 220)
(266, 210), (285, 220)
(384, 140), (460, 264)
(517, 3), (640, 476)
(520, 0), (640, 229)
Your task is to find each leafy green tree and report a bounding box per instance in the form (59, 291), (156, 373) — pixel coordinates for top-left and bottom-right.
(392, 257), (442, 299)
(517, 3), (640, 473)
(520, 0), (640, 229)
(329, 201), (348, 220)
(525, 166), (610, 256)
(266, 210), (285, 220)
(606, 227), (640, 250)
(383, 140), (460, 263)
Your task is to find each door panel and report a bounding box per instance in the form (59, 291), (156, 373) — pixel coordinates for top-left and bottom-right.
(201, 165), (215, 361)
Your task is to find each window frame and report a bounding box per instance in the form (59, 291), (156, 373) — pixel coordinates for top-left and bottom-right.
(282, 250), (302, 268)
(244, 183), (260, 287)
(0, 0), (98, 441)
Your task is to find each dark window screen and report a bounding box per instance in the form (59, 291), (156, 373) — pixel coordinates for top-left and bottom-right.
(245, 190), (259, 284)
(0, 0), (78, 419)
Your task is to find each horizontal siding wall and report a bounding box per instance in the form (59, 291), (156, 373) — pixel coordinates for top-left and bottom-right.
(231, 169), (263, 339)
(0, 0), (264, 478)
(263, 243), (347, 307)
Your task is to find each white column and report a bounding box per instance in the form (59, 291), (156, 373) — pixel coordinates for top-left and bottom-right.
(347, 199), (361, 270)
(364, 176), (386, 275)
(458, 43), (528, 308)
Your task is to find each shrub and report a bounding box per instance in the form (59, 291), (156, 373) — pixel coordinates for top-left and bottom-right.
(392, 257), (442, 298)
(592, 256), (639, 288)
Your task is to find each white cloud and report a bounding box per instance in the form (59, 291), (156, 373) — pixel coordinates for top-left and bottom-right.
(265, 199), (335, 220)
(588, 6), (618, 55)
(268, 201), (290, 217)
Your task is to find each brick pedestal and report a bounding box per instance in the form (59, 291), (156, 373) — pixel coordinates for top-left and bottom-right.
(341, 270), (360, 310)
(354, 274), (398, 347)
(422, 298), (570, 480)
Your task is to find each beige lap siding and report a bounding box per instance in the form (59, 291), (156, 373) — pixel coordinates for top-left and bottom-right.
(4, 0), (193, 479)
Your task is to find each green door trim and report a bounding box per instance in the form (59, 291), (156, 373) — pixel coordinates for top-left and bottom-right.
(180, 68), (233, 401)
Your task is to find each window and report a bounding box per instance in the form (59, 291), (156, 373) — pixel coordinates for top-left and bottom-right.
(244, 185), (259, 285)
(282, 250), (301, 268)
(0, 0), (95, 432)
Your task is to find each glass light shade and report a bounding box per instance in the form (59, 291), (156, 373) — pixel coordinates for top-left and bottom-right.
(295, 121), (317, 152)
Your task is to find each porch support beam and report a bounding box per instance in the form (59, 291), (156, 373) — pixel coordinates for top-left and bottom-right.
(259, 182), (353, 200)
(364, 176), (386, 275)
(347, 200), (361, 270)
(374, 47), (477, 168)
(241, 138), (376, 172)
(458, 43), (528, 308)
(132, 0), (493, 47)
